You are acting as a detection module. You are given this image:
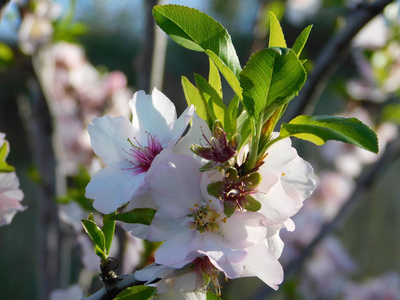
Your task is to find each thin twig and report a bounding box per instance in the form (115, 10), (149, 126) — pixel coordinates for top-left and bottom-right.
(83, 274), (144, 300)
(285, 0), (395, 121)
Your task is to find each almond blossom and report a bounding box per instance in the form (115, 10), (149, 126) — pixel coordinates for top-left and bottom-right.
(146, 153), (284, 290)
(85, 88), (194, 214)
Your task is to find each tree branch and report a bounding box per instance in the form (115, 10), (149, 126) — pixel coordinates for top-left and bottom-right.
(83, 274), (143, 300)
(285, 0), (395, 122)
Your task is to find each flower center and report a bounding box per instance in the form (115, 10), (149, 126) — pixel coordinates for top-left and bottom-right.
(190, 204), (226, 233)
(223, 181), (250, 210)
(123, 134), (163, 174)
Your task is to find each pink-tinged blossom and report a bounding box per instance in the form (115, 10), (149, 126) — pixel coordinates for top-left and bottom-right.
(299, 237), (358, 299)
(0, 172), (25, 226)
(0, 135), (25, 227)
(136, 257), (218, 299)
(146, 154), (283, 289)
(85, 88), (194, 214)
(239, 136), (316, 230)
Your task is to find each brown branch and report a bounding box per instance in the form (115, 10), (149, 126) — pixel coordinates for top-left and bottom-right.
(284, 0), (395, 122)
(83, 273), (144, 300)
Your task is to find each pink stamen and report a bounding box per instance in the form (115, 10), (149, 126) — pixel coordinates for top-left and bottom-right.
(122, 134), (163, 174)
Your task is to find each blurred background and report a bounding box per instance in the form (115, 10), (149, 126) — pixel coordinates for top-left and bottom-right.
(0, 0), (399, 299)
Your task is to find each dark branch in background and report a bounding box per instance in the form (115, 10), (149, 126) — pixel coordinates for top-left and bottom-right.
(135, 0), (158, 92)
(284, 0), (395, 122)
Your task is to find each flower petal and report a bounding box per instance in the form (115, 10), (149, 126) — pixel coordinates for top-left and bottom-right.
(88, 115), (140, 165)
(86, 167), (145, 214)
(241, 243), (284, 290)
(150, 154), (204, 218)
(130, 88), (177, 146)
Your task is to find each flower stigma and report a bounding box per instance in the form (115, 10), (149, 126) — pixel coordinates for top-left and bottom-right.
(122, 133), (163, 174)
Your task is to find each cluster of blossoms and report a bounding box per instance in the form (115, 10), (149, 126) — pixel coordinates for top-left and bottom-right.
(36, 41), (132, 175)
(0, 133), (25, 227)
(85, 88), (316, 297)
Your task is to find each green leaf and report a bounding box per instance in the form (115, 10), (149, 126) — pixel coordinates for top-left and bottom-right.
(0, 42), (14, 70)
(237, 110), (252, 149)
(240, 48), (306, 120)
(102, 212), (116, 255)
(81, 218), (106, 259)
(268, 12), (287, 48)
(382, 103), (400, 125)
(292, 25), (312, 57)
(280, 115), (379, 153)
(182, 76), (208, 122)
(206, 50), (243, 99)
(114, 285), (157, 300)
(112, 208), (157, 225)
(195, 74), (231, 132)
(153, 5), (241, 75)
(206, 291), (223, 300)
(208, 57), (222, 98)
(0, 142), (14, 172)
(228, 95), (240, 133)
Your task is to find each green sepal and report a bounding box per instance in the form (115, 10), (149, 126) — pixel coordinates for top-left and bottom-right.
(280, 115), (379, 153)
(225, 167), (238, 181)
(206, 291), (223, 300)
(111, 208), (157, 225)
(243, 195), (261, 212)
(207, 181), (225, 199)
(199, 161), (219, 172)
(224, 201), (237, 218)
(242, 172), (262, 189)
(114, 285), (157, 300)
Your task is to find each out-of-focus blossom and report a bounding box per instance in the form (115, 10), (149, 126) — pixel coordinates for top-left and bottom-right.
(300, 237), (358, 299)
(85, 88), (194, 214)
(50, 284), (84, 300)
(18, 0), (62, 54)
(35, 42), (132, 175)
(353, 16), (389, 49)
(343, 272), (400, 300)
(285, 0), (321, 25)
(0, 133), (25, 227)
